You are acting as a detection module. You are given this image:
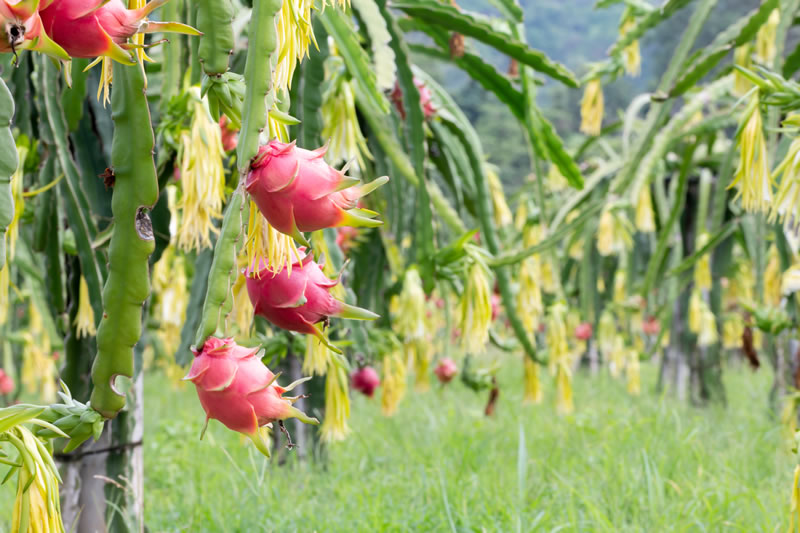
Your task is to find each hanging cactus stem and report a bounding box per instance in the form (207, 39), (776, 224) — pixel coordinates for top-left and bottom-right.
(89, 57), (159, 419)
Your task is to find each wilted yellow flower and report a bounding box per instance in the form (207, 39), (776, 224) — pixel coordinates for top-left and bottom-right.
(755, 9), (780, 64)
(626, 348), (640, 395)
(322, 66), (371, 171)
(395, 267), (426, 342)
(514, 200), (528, 231)
(517, 226), (543, 332)
(547, 302), (573, 414)
(176, 87), (226, 252)
(694, 233), (712, 291)
(731, 92), (772, 213)
(10, 425), (65, 533)
(597, 309), (617, 358)
(381, 349), (407, 416)
(722, 313), (744, 350)
(486, 164), (513, 227)
(411, 340), (432, 391)
(613, 268), (627, 304)
(580, 79), (604, 136)
(320, 357), (351, 443)
(304, 336), (331, 376)
(688, 288), (704, 334)
(733, 44), (753, 96)
(152, 249), (188, 358)
(245, 206), (299, 276)
(597, 207), (632, 256)
(523, 357), (542, 404)
(73, 275), (96, 339)
(609, 334), (626, 378)
(765, 244), (782, 307)
(547, 164), (568, 192)
(21, 301), (56, 403)
(458, 261), (492, 351)
(540, 256), (558, 294)
(620, 12), (641, 77)
(783, 262), (800, 296)
(697, 306), (718, 347)
(635, 186), (655, 233)
(770, 137), (800, 227)
(275, 0), (316, 92)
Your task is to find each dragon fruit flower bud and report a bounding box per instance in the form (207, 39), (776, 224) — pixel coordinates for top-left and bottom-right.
(351, 366), (380, 397)
(184, 337), (318, 457)
(246, 248), (378, 353)
(39, 0), (200, 64)
(434, 358), (458, 384)
(246, 140), (388, 246)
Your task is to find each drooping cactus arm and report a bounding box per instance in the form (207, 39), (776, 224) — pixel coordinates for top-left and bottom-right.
(236, 0), (282, 169)
(0, 78), (16, 270)
(194, 0), (282, 347)
(89, 60), (159, 419)
(197, 0), (235, 76)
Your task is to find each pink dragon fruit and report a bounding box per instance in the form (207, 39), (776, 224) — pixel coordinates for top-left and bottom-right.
(245, 140), (388, 246)
(0, 0), (68, 60)
(219, 116), (238, 152)
(38, 0), (199, 64)
(183, 337), (317, 456)
(574, 322), (593, 341)
(490, 292), (501, 322)
(351, 366), (380, 397)
(642, 316), (660, 336)
(0, 369), (13, 395)
(391, 78), (436, 120)
(434, 358), (458, 384)
(246, 249), (377, 351)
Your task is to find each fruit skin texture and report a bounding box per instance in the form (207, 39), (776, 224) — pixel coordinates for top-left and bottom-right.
(435, 358), (458, 384)
(351, 366), (380, 397)
(38, 0), (199, 63)
(245, 140), (387, 244)
(246, 249), (377, 340)
(184, 336), (318, 436)
(574, 322), (593, 341)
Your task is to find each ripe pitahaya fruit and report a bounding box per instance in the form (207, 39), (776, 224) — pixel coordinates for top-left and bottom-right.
(245, 140), (388, 246)
(246, 249), (377, 351)
(39, 0), (199, 64)
(184, 337), (318, 456)
(574, 322), (593, 341)
(642, 316), (660, 336)
(0, 368), (13, 394)
(391, 78), (436, 120)
(219, 116), (238, 152)
(434, 358), (458, 384)
(490, 292), (501, 322)
(0, 0), (68, 60)
(351, 366), (380, 397)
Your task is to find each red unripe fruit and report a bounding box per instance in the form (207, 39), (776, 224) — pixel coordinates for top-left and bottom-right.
(642, 316), (660, 336)
(351, 366), (380, 397)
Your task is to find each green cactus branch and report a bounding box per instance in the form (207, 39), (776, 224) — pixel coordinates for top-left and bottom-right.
(0, 78), (16, 270)
(194, 0), (281, 349)
(89, 61), (159, 419)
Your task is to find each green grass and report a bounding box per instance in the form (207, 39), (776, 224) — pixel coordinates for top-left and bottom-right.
(143, 364), (791, 532)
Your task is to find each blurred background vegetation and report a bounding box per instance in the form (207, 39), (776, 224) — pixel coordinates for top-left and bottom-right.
(413, 0), (765, 182)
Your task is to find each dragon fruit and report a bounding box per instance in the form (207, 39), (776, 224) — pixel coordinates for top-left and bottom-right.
(183, 336), (318, 457)
(642, 316), (660, 336)
(351, 366), (380, 397)
(246, 249), (377, 351)
(0, 0), (68, 60)
(0, 368), (13, 394)
(38, 0), (199, 64)
(245, 140), (388, 246)
(434, 358), (458, 384)
(574, 322), (593, 341)
(391, 78), (436, 120)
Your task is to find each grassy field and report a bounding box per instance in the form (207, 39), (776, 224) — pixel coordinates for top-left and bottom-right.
(0, 362), (791, 532)
(143, 363), (792, 532)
